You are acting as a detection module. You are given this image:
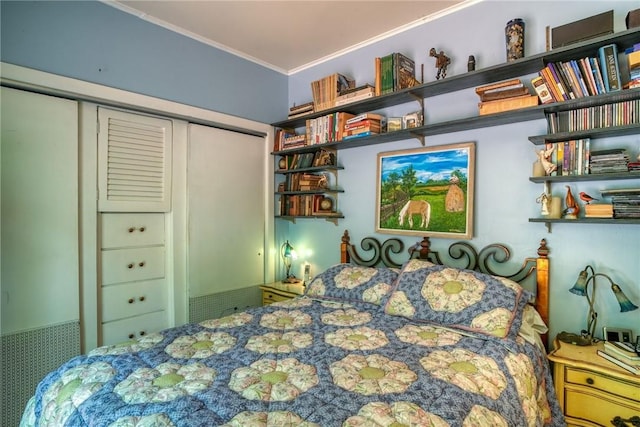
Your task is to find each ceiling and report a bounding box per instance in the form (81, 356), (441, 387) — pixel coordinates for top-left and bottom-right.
(107, 0), (470, 74)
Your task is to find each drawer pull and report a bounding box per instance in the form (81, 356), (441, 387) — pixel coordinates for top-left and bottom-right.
(139, 227), (146, 232)
(127, 263), (134, 269)
(138, 261), (146, 267)
(139, 331), (146, 336)
(128, 298), (134, 304)
(611, 416), (640, 427)
(139, 296), (145, 302)
(128, 333), (135, 339)
(586, 377), (594, 385)
(127, 226), (146, 233)
(128, 227), (135, 233)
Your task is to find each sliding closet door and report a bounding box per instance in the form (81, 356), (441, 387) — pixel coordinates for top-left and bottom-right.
(187, 124), (265, 301)
(1, 86), (80, 426)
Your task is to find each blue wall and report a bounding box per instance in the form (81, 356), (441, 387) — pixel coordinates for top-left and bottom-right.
(1, 0), (638, 341)
(0, 1), (287, 124)
(284, 1), (640, 342)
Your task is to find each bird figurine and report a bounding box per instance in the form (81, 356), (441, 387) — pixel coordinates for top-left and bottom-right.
(564, 186), (580, 219)
(579, 192), (599, 204)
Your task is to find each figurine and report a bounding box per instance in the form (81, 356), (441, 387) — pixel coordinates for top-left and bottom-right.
(535, 145), (557, 175)
(429, 48), (451, 79)
(563, 185), (580, 219)
(536, 192), (550, 216)
(579, 192), (598, 204)
(467, 55), (476, 72)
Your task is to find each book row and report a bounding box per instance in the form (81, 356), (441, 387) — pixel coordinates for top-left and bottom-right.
(277, 149), (336, 170)
(544, 138), (591, 176)
(546, 99), (640, 133)
(278, 194), (336, 217)
(279, 173), (328, 192)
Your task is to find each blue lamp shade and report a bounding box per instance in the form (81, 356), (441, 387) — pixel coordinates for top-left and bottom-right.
(611, 284), (639, 312)
(569, 270), (588, 296)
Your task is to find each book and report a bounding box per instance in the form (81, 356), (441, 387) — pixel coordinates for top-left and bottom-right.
(374, 57), (382, 96)
(603, 341), (640, 361)
(380, 53), (395, 95)
(478, 86), (530, 102)
(540, 67), (562, 102)
(599, 43), (621, 92)
(393, 52), (416, 91)
(334, 91), (374, 106)
(547, 63), (569, 100)
(346, 113), (384, 125)
(531, 76), (554, 104)
(475, 78), (522, 95)
(597, 349), (640, 375)
(478, 94), (538, 115)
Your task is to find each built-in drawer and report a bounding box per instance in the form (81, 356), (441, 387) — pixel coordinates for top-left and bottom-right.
(101, 310), (167, 346)
(565, 386), (640, 425)
(101, 279), (166, 322)
(101, 213), (164, 249)
(262, 291), (291, 305)
(101, 246), (165, 285)
(566, 367), (640, 402)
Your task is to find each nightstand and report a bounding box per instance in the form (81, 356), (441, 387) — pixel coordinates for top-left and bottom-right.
(548, 338), (640, 426)
(259, 281), (305, 306)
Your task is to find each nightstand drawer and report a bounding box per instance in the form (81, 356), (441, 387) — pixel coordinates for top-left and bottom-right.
(262, 291), (291, 305)
(565, 386), (640, 425)
(566, 367), (640, 402)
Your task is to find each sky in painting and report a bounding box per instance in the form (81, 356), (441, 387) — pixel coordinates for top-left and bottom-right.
(380, 146), (470, 183)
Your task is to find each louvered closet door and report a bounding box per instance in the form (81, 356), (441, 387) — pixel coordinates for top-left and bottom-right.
(98, 108), (172, 212)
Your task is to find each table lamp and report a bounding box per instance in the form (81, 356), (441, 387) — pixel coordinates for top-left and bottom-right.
(568, 265), (638, 343)
(281, 240), (301, 284)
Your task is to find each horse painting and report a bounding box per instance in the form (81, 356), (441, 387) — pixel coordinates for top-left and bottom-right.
(398, 200), (431, 229)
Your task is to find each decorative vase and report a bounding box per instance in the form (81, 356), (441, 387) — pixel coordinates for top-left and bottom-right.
(505, 18), (525, 62)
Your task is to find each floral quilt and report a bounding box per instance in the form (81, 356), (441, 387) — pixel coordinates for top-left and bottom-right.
(21, 295), (563, 427)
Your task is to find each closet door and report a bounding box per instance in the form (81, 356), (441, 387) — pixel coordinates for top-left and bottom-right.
(187, 124), (265, 297)
(1, 87), (79, 333)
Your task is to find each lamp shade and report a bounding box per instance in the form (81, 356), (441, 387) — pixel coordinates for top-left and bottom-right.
(569, 270), (589, 296)
(611, 284), (639, 312)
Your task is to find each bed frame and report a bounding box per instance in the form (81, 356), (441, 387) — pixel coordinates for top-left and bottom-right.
(340, 230), (550, 346)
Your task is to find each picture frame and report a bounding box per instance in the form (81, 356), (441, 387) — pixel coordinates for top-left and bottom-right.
(375, 141), (475, 239)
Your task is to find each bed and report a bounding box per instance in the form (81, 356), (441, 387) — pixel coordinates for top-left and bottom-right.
(21, 231), (564, 426)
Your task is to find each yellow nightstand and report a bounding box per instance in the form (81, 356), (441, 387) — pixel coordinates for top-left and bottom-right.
(548, 338), (640, 426)
(259, 281), (305, 306)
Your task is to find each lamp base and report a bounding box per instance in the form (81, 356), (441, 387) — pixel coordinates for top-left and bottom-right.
(557, 331), (594, 346)
(282, 277), (302, 284)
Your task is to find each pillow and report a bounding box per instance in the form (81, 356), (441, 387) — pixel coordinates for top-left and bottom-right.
(305, 264), (399, 306)
(383, 259), (533, 340)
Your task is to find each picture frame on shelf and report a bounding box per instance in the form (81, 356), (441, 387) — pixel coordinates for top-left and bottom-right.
(387, 117), (403, 132)
(375, 141), (475, 239)
(402, 111), (423, 129)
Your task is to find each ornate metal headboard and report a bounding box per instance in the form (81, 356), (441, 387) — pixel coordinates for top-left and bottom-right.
(340, 230), (551, 346)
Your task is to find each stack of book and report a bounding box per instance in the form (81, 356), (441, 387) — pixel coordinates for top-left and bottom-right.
(589, 148), (630, 174)
(298, 173), (326, 191)
(305, 112), (355, 145)
(597, 341), (640, 375)
(342, 113), (385, 140)
(310, 73), (355, 112)
(624, 43), (640, 89)
(375, 52), (417, 96)
(584, 203), (613, 218)
(335, 84), (375, 107)
(273, 128), (304, 151)
(287, 102), (314, 119)
(601, 188), (640, 219)
(475, 79), (537, 115)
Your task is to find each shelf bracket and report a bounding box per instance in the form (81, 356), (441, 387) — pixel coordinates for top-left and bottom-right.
(410, 132), (425, 146)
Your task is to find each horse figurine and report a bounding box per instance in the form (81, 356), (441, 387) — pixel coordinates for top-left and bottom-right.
(398, 200), (431, 229)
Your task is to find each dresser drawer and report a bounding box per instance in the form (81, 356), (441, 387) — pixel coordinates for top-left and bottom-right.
(101, 279), (166, 322)
(566, 367), (640, 402)
(101, 213), (165, 249)
(262, 291), (292, 305)
(101, 246), (165, 285)
(101, 311), (167, 346)
(565, 386), (640, 425)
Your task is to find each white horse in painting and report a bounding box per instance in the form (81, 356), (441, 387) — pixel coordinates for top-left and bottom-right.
(398, 200), (431, 229)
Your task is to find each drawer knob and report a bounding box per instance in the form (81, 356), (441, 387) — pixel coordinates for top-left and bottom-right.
(139, 331), (146, 336)
(127, 263), (134, 269)
(138, 261), (145, 267)
(128, 298), (134, 304)
(128, 333), (135, 339)
(586, 377), (594, 385)
(139, 296), (145, 302)
(128, 227), (135, 233)
(139, 227), (146, 232)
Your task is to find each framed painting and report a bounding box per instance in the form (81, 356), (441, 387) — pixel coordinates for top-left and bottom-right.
(375, 141), (475, 239)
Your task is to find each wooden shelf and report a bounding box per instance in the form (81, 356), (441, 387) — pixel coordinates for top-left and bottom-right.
(529, 217), (640, 225)
(276, 165), (343, 174)
(529, 172), (640, 183)
(276, 188), (344, 195)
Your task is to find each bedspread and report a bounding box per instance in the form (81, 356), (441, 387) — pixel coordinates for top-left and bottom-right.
(21, 297), (564, 426)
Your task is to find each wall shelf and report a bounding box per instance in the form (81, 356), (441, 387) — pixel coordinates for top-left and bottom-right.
(529, 172), (640, 184)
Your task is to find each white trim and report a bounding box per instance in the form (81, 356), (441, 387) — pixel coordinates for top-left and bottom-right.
(0, 62), (272, 136)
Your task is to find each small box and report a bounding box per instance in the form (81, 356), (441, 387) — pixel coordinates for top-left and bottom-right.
(551, 10), (613, 49)
(627, 9), (640, 29)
